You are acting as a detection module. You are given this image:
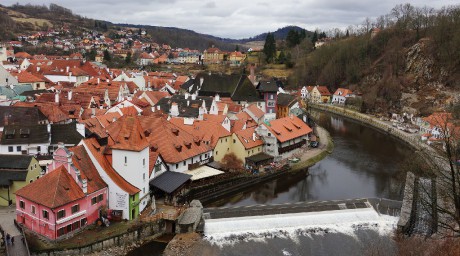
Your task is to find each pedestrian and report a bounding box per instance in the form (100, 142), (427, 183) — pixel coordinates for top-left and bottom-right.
(5, 233), (10, 245)
(21, 236), (25, 244)
(11, 236), (14, 245)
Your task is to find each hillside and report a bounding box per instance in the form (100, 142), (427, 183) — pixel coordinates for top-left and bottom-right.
(290, 4), (460, 115)
(238, 26), (313, 43)
(0, 3), (312, 51)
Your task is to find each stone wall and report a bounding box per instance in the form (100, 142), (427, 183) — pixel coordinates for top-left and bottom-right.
(33, 222), (161, 256)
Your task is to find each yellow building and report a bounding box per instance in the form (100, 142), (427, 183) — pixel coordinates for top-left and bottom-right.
(0, 155), (42, 206)
(311, 86), (332, 103)
(231, 127), (264, 164)
(228, 51), (246, 66)
(213, 135), (232, 162)
(203, 47), (224, 64)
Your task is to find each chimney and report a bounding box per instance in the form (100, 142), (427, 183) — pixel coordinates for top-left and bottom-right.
(91, 108), (95, 117)
(187, 100), (190, 106)
(55, 92), (59, 103)
(82, 179), (88, 194)
(170, 102), (179, 117)
(199, 77), (204, 87)
(191, 93), (197, 100)
(66, 66), (70, 73)
(97, 78), (100, 84)
(215, 93), (220, 102)
(68, 90), (72, 100)
(253, 132), (257, 141)
(36, 66), (40, 72)
(184, 92), (189, 99)
(47, 123), (51, 133)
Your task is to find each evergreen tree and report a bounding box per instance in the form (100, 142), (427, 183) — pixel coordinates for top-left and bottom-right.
(235, 45), (239, 52)
(125, 52), (131, 64)
(311, 31), (318, 44)
(103, 49), (111, 62)
(346, 30), (350, 37)
(286, 30), (301, 48)
(263, 32), (276, 63)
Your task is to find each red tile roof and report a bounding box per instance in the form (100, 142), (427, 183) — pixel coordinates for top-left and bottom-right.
(235, 127), (264, 149)
(82, 138), (140, 195)
(333, 88), (353, 97)
(138, 116), (212, 164)
(170, 118), (231, 148)
(316, 86), (331, 96)
(246, 104), (265, 119)
(264, 116), (312, 143)
(16, 165), (85, 209)
(69, 145), (108, 194)
(106, 116), (150, 152)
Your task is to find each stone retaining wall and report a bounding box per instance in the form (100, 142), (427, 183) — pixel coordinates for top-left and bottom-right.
(33, 222), (161, 256)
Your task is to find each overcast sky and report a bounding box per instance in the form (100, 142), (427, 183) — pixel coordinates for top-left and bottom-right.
(2, 1), (457, 38)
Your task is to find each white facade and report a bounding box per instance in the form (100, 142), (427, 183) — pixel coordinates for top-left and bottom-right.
(0, 143), (50, 155)
(167, 151), (213, 173)
(81, 142), (132, 220)
(111, 147), (150, 213)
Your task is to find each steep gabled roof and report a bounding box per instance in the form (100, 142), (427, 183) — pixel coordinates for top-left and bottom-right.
(16, 165), (85, 209)
(106, 116), (149, 152)
(69, 145), (107, 194)
(276, 93), (297, 107)
(82, 138), (140, 195)
(0, 155), (33, 170)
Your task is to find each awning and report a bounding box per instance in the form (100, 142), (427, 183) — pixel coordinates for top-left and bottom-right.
(184, 166), (224, 181)
(150, 171), (192, 194)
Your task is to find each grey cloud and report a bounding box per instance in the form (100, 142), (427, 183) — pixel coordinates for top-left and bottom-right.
(1, 0), (455, 38)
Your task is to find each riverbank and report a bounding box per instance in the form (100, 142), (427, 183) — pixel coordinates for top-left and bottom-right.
(192, 125), (334, 205)
(290, 126), (333, 171)
(309, 103), (427, 152)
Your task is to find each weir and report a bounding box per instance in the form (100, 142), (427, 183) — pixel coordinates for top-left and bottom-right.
(203, 198), (401, 237)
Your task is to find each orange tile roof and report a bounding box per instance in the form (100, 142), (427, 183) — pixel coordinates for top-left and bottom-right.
(140, 91), (170, 105)
(235, 127), (264, 149)
(333, 88), (353, 97)
(16, 165), (85, 209)
(82, 138), (140, 195)
(316, 86), (331, 96)
(10, 71), (45, 83)
(106, 115), (150, 152)
(170, 118), (231, 148)
(246, 104), (265, 119)
(264, 116), (312, 143)
(138, 116), (212, 164)
(69, 145), (108, 194)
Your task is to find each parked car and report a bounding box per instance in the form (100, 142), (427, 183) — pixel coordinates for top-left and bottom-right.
(310, 141), (319, 148)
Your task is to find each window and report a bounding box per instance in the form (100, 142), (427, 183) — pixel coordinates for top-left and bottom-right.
(37, 176), (39, 180)
(97, 194), (103, 202)
(91, 197), (97, 205)
(225, 138), (227, 142)
(143, 158), (145, 166)
(233, 139), (236, 143)
(29, 180), (33, 183)
(37, 146), (40, 152)
(17, 146), (21, 152)
(43, 210), (49, 219)
(57, 209), (66, 219)
(175, 164), (178, 169)
(34, 164), (37, 168)
(124, 156), (127, 165)
(183, 161), (186, 166)
(143, 173), (145, 180)
(81, 218), (87, 227)
(270, 94), (274, 100)
(8, 146), (13, 152)
(31, 205), (35, 214)
(57, 227), (65, 237)
(19, 201), (25, 209)
(268, 133), (271, 137)
(216, 151), (218, 155)
(71, 204), (80, 214)
(72, 221), (80, 230)
(143, 188), (145, 193)
(205, 154), (208, 158)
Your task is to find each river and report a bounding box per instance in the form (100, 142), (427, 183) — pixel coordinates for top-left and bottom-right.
(207, 111), (413, 208)
(133, 111), (414, 255)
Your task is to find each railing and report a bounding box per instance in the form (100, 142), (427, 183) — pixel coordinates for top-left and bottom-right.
(278, 140), (306, 154)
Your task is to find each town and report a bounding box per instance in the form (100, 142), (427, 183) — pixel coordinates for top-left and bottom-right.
(0, 2), (459, 255)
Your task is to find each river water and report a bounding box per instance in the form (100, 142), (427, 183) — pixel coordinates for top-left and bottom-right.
(134, 111), (414, 255)
(207, 111), (413, 208)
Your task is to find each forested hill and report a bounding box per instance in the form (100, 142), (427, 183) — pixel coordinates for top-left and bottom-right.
(237, 26), (314, 43)
(0, 3), (311, 51)
(289, 4), (460, 115)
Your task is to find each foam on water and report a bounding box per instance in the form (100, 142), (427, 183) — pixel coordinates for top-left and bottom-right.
(204, 208), (399, 246)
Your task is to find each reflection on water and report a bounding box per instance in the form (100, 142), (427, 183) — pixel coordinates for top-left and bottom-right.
(207, 111), (412, 207)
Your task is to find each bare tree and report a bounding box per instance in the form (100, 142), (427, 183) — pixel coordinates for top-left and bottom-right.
(417, 110), (460, 236)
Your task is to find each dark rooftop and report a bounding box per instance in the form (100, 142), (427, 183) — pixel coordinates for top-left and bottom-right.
(150, 171), (192, 194)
